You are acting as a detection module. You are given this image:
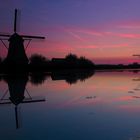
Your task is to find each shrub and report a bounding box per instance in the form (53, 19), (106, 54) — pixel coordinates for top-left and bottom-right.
(65, 53), (78, 61)
(29, 54), (49, 66)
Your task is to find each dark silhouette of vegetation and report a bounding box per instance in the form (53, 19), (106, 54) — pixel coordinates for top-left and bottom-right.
(0, 69), (94, 86)
(2, 52), (140, 73)
(28, 69), (94, 85)
(29, 54), (49, 66)
(29, 54), (50, 72)
(78, 56), (94, 68)
(95, 62), (140, 70)
(51, 69), (94, 85)
(52, 53), (95, 69)
(65, 53), (78, 61)
(29, 73), (49, 86)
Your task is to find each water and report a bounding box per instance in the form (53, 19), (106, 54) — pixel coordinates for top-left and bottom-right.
(0, 70), (140, 140)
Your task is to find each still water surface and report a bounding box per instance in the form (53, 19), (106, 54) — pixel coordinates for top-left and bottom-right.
(0, 71), (140, 140)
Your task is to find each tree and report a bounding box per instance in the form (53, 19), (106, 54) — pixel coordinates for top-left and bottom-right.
(29, 54), (49, 66)
(30, 73), (47, 85)
(65, 53), (78, 61)
(29, 54), (49, 70)
(79, 56), (93, 64)
(78, 56), (94, 68)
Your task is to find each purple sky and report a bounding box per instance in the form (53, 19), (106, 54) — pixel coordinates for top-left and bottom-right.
(1, 0), (140, 64)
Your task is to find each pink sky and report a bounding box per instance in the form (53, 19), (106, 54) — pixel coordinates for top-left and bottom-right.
(1, 20), (140, 64)
(1, 1), (140, 64)
(27, 21), (140, 64)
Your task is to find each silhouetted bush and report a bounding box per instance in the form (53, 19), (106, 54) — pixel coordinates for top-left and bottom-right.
(78, 56), (94, 68)
(51, 70), (95, 85)
(28, 54), (51, 72)
(65, 53), (78, 61)
(65, 77), (78, 85)
(29, 54), (49, 66)
(63, 53), (94, 69)
(30, 73), (48, 85)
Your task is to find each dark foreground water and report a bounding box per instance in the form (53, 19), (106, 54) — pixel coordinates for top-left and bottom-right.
(0, 71), (140, 140)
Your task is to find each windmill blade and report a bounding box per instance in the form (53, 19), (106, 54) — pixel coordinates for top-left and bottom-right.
(0, 39), (8, 49)
(0, 98), (45, 105)
(0, 34), (11, 37)
(14, 9), (18, 33)
(0, 101), (12, 105)
(21, 35), (45, 39)
(14, 9), (21, 33)
(21, 98), (45, 104)
(15, 106), (21, 129)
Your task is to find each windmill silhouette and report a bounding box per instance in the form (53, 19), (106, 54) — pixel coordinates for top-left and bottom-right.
(0, 74), (46, 129)
(0, 9), (45, 65)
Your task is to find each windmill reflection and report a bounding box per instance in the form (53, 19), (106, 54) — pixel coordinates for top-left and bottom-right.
(0, 74), (45, 129)
(0, 70), (94, 129)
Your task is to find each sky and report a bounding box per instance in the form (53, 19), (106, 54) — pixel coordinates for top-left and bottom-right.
(1, 0), (140, 64)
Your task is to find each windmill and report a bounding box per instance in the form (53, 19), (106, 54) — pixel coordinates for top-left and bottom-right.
(0, 74), (46, 129)
(0, 9), (45, 65)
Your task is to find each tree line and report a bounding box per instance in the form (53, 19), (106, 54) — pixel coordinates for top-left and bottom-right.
(0, 53), (95, 72)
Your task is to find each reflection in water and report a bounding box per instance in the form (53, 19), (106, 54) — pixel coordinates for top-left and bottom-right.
(129, 75), (140, 100)
(1, 71), (140, 139)
(86, 96), (96, 99)
(0, 74), (46, 129)
(129, 136), (140, 140)
(0, 70), (95, 84)
(0, 70), (94, 129)
(51, 70), (94, 84)
(29, 73), (49, 86)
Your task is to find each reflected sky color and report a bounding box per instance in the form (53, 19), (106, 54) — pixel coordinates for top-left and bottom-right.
(1, 0), (140, 63)
(1, 72), (140, 139)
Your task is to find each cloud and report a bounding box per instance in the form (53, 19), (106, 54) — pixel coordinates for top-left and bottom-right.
(66, 30), (85, 41)
(117, 20), (140, 29)
(73, 29), (103, 36)
(118, 33), (140, 39)
(63, 26), (140, 40)
(119, 25), (140, 29)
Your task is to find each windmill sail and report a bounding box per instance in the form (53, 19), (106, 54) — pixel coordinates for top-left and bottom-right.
(0, 34), (11, 37)
(14, 9), (17, 33)
(21, 35), (45, 39)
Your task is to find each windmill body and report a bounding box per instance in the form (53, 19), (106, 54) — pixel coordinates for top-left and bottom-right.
(0, 9), (45, 66)
(6, 74), (28, 105)
(5, 33), (28, 65)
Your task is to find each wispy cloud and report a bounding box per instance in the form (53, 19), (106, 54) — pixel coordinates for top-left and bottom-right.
(118, 33), (140, 39)
(66, 30), (85, 41)
(119, 25), (140, 29)
(73, 29), (103, 36)
(117, 20), (140, 29)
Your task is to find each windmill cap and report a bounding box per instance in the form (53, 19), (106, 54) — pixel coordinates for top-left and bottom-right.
(8, 33), (24, 42)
